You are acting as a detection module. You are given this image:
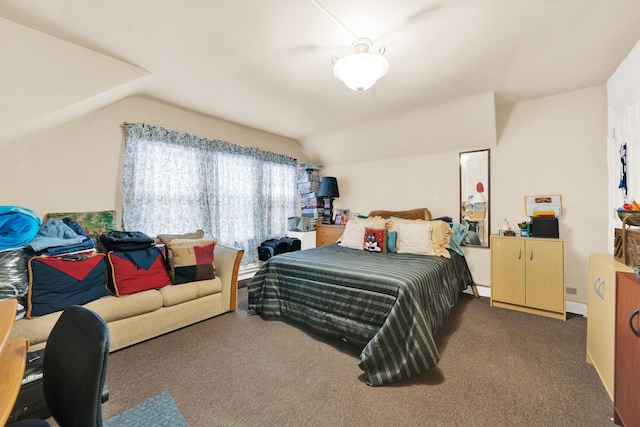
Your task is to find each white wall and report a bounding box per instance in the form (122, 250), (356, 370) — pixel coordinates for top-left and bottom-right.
(493, 86), (608, 304)
(0, 96), (306, 226)
(0, 87), (608, 304)
(325, 85), (608, 304)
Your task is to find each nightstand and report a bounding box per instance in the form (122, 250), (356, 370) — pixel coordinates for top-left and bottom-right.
(315, 224), (345, 247)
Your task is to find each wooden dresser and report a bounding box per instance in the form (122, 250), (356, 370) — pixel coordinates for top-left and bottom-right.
(586, 254), (632, 401)
(614, 272), (640, 426)
(315, 224), (345, 247)
(0, 299), (28, 426)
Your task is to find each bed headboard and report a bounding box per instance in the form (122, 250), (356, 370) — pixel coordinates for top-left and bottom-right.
(367, 208), (432, 221)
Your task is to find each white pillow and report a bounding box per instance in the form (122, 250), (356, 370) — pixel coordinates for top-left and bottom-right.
(397, 223), (435, 255)
(339, 217), (375, 250)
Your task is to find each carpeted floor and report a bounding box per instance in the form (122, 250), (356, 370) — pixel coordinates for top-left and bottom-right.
(98, 287), (616, 427)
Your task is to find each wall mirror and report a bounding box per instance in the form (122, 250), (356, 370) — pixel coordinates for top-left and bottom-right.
(459, 149), (490, 248)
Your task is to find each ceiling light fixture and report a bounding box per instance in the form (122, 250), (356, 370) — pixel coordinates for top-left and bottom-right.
(312, 0), (389, 93)
(332, 38), (389, 93)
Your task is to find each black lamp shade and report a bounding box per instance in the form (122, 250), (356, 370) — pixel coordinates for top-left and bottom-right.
(317, 177), (339, 198)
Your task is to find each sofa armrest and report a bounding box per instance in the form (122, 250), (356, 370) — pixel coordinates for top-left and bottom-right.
(214, 244), (244, 311)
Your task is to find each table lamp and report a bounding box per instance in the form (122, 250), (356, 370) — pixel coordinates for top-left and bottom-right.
(317, 177), (339, 225)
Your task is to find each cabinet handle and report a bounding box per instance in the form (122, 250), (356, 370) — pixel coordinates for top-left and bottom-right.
(518, 248), (521, 259)
(630, 309), (640, 338)
(593, 276), (604, 300)
(529, 248), (533, 261)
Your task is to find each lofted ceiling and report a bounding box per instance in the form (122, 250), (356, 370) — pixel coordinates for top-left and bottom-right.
(2, 0), (640, 157)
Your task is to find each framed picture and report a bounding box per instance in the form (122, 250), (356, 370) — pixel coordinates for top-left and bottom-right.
(524, 194), (562, 217)
(334, 209), (350, 225)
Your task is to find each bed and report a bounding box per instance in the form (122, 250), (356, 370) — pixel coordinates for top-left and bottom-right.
(247, 209), (474, 386)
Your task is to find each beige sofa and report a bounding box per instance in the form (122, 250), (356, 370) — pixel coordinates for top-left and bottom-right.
(11, 243), (243, 352)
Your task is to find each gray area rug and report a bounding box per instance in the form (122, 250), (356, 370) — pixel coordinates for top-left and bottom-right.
(104, 391), (187, 427)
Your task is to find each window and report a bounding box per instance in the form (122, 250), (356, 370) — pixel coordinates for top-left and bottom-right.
(122, 123), (297, 264)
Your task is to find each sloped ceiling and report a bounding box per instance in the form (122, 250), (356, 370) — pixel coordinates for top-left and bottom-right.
(1, 0), (640, 161)
(0, 16), (148, 149)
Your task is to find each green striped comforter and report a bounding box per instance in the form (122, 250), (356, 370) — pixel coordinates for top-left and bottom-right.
(247, 244), (473, 386)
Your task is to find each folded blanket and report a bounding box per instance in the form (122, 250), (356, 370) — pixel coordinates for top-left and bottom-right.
(0, 206), (41, 250)
(27, 219), (87, 252)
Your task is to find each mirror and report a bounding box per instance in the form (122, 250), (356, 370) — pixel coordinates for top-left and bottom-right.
(460, 149), (490, 248)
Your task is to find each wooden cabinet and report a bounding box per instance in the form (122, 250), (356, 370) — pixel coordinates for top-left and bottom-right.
(315, 224), (345, 247)
(614, 272), (640, 426)
(490, 235), (565, 320)
(587, 255), (632, 401)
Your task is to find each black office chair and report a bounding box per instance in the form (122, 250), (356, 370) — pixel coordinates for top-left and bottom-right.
(9, 305), (110, 427)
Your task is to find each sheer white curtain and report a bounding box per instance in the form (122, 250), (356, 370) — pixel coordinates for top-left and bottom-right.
(122, 123), (297, 264)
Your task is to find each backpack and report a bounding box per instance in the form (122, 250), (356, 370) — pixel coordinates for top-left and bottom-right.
(99, 231), (154, 252)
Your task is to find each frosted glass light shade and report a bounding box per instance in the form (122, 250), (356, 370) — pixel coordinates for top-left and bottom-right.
(333, 52), (389, 93)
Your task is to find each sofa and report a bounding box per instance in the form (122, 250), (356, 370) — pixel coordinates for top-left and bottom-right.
(9, 211), (244, 353)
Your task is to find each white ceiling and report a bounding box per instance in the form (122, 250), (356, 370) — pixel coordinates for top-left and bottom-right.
(2, 0), (640, 150)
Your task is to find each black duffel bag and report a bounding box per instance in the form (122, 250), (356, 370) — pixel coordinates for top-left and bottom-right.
(99, 231), (154, 252)
(278, 237), (301, 252)
(258, 237), (302, 261)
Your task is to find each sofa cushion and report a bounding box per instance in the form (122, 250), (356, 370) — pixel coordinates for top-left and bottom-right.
(167, 239), (217, 284)
(157, 229), (205, 244)
(106, 248), (172, 296)
(158, 277), (222, 307)
(85, 290), (164, 323)
(11, 289), (164, 348)
(27, 254), (110, 318)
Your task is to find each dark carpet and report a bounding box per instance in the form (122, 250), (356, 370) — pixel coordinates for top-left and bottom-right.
(99, 287), (615, 427)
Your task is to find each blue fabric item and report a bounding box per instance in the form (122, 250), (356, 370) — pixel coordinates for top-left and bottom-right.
(41, 217), (95, 255)
(27, 219), (87, 252)
(449, 222), (469, 256)
(61, 217), (90, 238)
(387, 231), (397, 253)
(0, 206), (41, 250)
(45, 238), (96, 256)
(104, 392), (187, 427)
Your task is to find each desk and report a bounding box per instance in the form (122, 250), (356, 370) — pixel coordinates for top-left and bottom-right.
(0, 299), (28, 426)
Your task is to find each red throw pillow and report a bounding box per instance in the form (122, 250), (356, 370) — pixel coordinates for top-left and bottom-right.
(106, 247), (171, 296)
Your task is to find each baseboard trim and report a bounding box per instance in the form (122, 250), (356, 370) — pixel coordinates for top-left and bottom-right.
(566, 301), (587, 317)
(464, 285), (491, 298)
(465, 285), (587, 317)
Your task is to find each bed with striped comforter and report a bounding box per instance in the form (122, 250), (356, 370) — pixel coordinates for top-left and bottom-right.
(247, 243), (474, 386)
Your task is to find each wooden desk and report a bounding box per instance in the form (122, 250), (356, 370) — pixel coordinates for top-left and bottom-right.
(0, 299), (28, 426)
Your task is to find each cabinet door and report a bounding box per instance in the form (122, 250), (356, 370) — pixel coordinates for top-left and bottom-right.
(525, 239), (564, 312)
(614, 272), (640, 426)
(491, 237), (526, 305)
(587, 255), (623, 401)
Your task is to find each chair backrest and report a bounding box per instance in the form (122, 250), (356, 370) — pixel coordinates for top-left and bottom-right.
(43, 305), (109, 427)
